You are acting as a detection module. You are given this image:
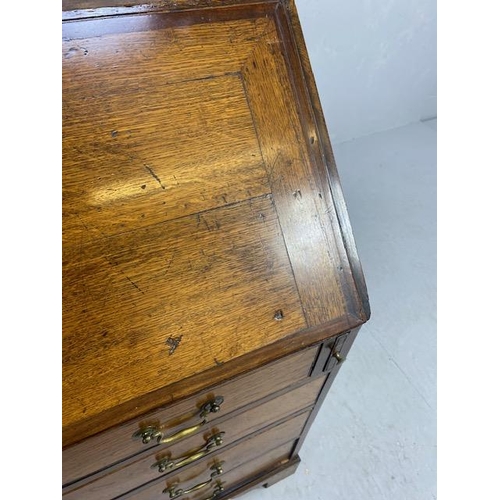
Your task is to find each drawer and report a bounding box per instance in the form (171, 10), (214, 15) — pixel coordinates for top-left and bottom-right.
(190, 442), (295, 500)
(63, 346), (318, 486)
(63, 376), (325, 499)
(117, 410), (310, 500)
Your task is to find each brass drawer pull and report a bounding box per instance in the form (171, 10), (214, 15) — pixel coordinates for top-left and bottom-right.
(134, 396), (224, 445)
(152, 432), (225, 473)
(163, 463), (224, 498)
(200, 481), (224, 500)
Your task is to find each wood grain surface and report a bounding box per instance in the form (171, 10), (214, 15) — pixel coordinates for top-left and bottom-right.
(62, 0), (370, 449)
(63, 74), (269, 240)
(63, 195), (306, 425)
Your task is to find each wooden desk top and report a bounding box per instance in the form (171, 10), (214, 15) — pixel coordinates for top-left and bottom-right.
(62, 0), (369, 447)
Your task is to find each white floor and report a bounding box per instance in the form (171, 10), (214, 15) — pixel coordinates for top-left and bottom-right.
(241, 119), (437, 500)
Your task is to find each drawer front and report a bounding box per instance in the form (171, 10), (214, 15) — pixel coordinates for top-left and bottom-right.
(63, 376), (326, 499)
(190, 442), (295, 500)
(118, 410), (310, 500)
(63, 346), (318, 486)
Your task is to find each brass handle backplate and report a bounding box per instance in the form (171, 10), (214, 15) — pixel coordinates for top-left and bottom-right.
(152, 432), (225, 473)
(133, 396), (224, 445)
(163, 463), (224, 498)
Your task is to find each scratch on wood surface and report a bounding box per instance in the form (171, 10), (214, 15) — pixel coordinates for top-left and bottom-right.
(202, 216), (211, 232)
(73, 394), (87, 415)
(199, 214), (221, 232)
(274, 309), (284, 321)
(268, 151), (283, 185)
(101, 254), (141, 303)
(166, 335), (183, 355)
(144, 164), (166, 190)
(164, 251), (176, 276)
(76, 214), (91, 232)
(126, 276), (145, 295)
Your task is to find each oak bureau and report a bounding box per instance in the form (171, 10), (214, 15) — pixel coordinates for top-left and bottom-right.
(62, 1), (371, 498)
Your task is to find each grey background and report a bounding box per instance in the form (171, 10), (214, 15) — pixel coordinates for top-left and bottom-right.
(295, 0), (436, 144)
(243, 0), (437, 498)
